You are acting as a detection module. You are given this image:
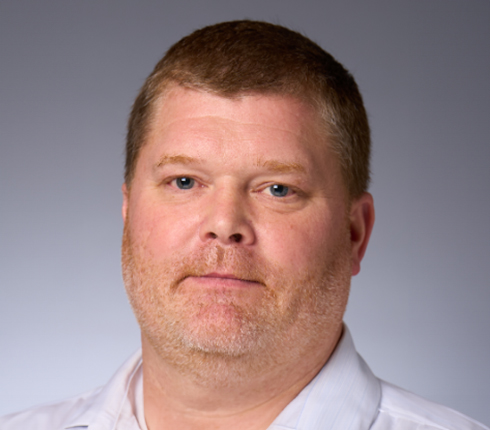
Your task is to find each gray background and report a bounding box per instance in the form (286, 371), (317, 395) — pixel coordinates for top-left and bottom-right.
(1, 0), (489, 425)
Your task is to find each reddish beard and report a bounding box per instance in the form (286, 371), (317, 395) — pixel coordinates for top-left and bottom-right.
(121, 222), (352, 378)
(122, 226), (285, 355)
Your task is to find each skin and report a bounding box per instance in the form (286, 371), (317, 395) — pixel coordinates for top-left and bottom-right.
(121, 86), (374, 430)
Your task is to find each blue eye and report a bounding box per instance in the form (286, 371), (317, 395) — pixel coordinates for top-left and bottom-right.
(175, 177), (195, 189)
(269, 184), (289, 197)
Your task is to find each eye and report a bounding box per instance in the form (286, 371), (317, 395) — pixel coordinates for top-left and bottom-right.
(268, 184), (290, 197)
(174, 177), (195, 189)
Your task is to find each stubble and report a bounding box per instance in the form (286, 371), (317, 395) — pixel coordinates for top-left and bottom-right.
(121, 221), (351, 385)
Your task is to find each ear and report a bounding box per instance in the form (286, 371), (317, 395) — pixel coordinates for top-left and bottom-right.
(122, 183), (129, 223)
(349, 192), (375, 276)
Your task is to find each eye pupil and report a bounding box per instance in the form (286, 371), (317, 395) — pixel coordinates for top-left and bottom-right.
(271, 184), (289, 197)
(176, 177), (194, 189)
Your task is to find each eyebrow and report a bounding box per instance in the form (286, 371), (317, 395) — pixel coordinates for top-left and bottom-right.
(155, 154), (201, 168)
(255, 159), (306, 174)
(154, 154), (306, 174)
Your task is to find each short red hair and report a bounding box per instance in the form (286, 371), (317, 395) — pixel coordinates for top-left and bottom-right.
(125, 20), (370, 198)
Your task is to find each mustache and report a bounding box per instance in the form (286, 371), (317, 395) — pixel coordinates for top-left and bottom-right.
(122, 225), (270, 289)
(170, 245), (268, 288)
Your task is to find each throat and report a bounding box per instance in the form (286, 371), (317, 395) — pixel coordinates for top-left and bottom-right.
(139, 329), (336, 430)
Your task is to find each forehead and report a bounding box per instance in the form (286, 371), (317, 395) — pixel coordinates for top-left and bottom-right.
(138, 86), (343, 186)
(153, 86), (322, 136)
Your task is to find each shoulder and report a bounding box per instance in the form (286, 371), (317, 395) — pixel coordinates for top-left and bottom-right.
(373, 380), (489, 430)
(0, 387), (101, 430)
(0, 350), (143, 430)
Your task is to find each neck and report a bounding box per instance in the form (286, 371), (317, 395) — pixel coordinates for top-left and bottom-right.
(141, 326), (342, 430)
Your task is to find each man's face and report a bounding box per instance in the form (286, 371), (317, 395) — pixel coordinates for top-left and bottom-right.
(122, 87), (365, 374)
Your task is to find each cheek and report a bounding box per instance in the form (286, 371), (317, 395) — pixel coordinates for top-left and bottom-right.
(258, 210), (339, 271)
(127, 196), (200, 257)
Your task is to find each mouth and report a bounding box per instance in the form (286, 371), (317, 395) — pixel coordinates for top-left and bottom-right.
(186, 272), (262, 288)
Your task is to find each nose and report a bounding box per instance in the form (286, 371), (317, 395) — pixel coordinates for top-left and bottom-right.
(199, 187), (255, 246)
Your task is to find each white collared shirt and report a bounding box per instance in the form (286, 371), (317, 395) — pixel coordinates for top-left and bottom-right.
(1, 327), (487, 430)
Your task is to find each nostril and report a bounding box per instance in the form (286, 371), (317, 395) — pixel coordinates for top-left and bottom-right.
(230, 233), (243, 243)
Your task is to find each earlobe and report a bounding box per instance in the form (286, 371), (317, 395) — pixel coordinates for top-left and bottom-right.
(349, 192), (375, 276)
(122, 183), (129, 223)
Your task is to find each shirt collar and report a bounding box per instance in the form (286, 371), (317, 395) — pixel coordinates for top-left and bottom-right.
(63, 350), (144, 430)
(61, 325), (380, 430)
(269, 325), (381, 430)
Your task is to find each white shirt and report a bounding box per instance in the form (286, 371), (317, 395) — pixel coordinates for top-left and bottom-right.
(1, 327), (487, 430)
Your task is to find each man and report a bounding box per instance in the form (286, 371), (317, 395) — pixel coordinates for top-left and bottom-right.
(1, 20), (487, 430)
